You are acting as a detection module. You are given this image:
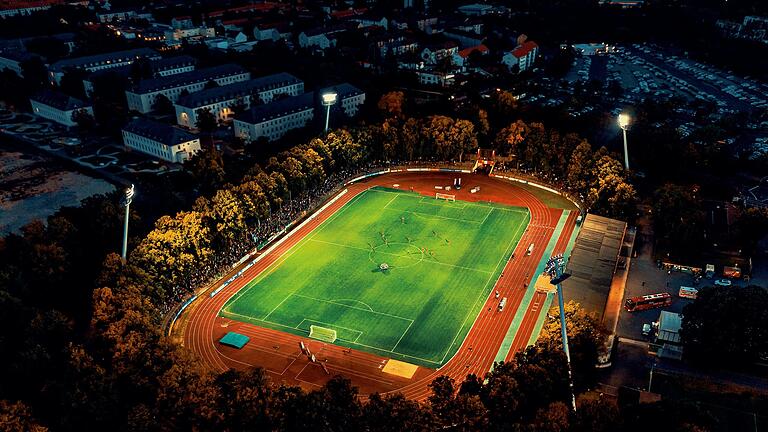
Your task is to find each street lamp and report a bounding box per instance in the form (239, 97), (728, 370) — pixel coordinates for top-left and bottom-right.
(321, 91), (338, 133)
(618, 113), (631, 170)
(121, 184), (135, 262)
(545, 254), (577, 412)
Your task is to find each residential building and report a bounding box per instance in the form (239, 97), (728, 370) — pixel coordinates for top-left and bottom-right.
(96, 8), (138, 23)
(234, 92), (315, 142)
(420, 42), (459, 64)
(319, 83), (366, 117)
(298, 25), (348, 49)
(29, 89), (93, 127)
(83, 55), (197, 97)
(171, 16), (194, 30)
(457, 4), (508, 16)
(175, 73), (304, 127)
(502, 41), (539, 72)
(125, 64), (250, 113)
(443, 28), (485, 48)
(252, 22), (292, 42)
(122, 118), (201, 163)
(0, 0), (61, 18)
(416, 70), (455, 87)
(0, 50), (39, 76)
(48, 48), (161, 85)
(452, 44), (489, 68)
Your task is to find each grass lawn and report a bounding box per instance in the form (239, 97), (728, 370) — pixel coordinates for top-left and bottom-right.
(221, 187), (530, 367)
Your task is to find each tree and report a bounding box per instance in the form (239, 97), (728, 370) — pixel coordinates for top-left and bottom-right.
(377, 91), (405, 118)
(652, 184), (705, 252)
(494, 120), (529, 158)
(71, 109), (95, 138)
(538, 301), (607, 390)
(152, 94), (174, 116)
(0, 400), (48, 432)
(567, 140), (593, 193)
(204, 79), (219, 90)
(363, 393), (435, 431)
(209, 189), (248, 244)
(735, 207), (768, 252)
(492, 90), (518, 118)
(587, 155), (637, 219)
(680, 285), (768, 366)
(21, 57), (48, 93)
(195, 108), (218, 134)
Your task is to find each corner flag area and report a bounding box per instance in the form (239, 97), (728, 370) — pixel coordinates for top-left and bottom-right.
(220, 187), (530, 367)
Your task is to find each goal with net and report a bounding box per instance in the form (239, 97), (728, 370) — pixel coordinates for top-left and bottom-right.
(309, 325), (338, 343)
(435, 192), (456, 202)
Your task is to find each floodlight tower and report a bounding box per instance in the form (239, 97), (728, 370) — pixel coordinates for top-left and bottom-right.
(322, 92), (338, 133)
(545, 253), (577, 412)
(121, 184), (135, 262)
(618, 113), (631, 170)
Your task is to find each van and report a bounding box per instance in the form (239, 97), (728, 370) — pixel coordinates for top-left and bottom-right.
(678, 286), (698, 299)
(526, 243), (534, 256)
(498, 297), (507, 311)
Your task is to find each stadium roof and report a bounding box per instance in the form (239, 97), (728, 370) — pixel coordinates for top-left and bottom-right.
(176, 73), (301, 108)
(562, 214), (627, 320)
(123, 118), (198, 146)
(235, 92), (314, 124)
(50, 48), (159, 72)
(130, 64), (248, 94)
(31, 89), (90, 111)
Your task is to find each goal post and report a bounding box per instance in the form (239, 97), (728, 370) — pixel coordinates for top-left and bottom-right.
(435, 192), (456, 202)
(309, 325), (338, 343)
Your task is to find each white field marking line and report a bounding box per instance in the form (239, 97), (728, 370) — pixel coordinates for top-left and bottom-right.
(330, 298), (374, 312)
(262, 293), (293, 321)
(478, 207), (494, 225)
(381, 206), (484, 224)
(418, 195), (468, 209)
(391, 319), (414, 352)
(221, 190), (369, 314)
(438, 211), (530, 364)
(368, 186), (527, 215)
(297, 318), (364, 342)
(224, 308), (437, 365)
(382, 193), (399, 210)
(219, 310), (310, 334)
(291, 292), (414, 323)
(347, 340), (441, 365)
(308, 237), (492, 275)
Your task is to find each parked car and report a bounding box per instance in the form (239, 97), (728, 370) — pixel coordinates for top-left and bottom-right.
(642, 323), (652, 336)
(714, 279), (732, 287)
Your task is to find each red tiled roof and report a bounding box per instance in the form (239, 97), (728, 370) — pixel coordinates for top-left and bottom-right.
(0, 0), (61, 10)
(511, 41), (538, 58)
(458, 44), (489, 58)
(331, 7), (367, 19)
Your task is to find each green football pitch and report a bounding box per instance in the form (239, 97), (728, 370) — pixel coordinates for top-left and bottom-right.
(221, 187), (530, 367)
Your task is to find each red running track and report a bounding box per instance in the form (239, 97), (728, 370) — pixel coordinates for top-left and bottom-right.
(179, 172), (578, 399)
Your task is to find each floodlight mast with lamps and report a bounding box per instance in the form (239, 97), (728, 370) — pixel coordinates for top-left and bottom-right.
(121, 184), (135, 262)
(545, 253), (577, 412)
(618, 113), (631, 170)
(322, 92), (338, 133)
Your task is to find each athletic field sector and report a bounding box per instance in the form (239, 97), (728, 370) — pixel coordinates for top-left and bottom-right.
(220, 187), (530, 367)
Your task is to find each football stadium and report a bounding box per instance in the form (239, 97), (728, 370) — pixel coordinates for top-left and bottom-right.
(180, 170), (580, 397)
(220, 187), (530, 366)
